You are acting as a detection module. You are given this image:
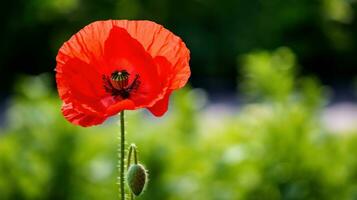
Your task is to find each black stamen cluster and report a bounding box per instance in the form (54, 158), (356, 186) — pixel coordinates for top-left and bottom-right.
(103, 72), (140, 99)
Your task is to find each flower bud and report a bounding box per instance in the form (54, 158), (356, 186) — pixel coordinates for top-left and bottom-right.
(126, 164), (148, 196)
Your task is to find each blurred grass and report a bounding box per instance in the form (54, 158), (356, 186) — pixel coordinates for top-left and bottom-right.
(1, 48), (357, 200)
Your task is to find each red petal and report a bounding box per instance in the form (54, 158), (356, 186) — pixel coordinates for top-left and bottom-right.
(112, 20), (191, 90)
(56, 21), (116, 119)
(147, 90), (172, 117)
(56, 57), (106, 106)
(154, 56), (174, 87)
(105, 99), (135, 115)
(61, 102), (107, 127)
(103, 26), (161, 109)
(56, 21), (113, 74)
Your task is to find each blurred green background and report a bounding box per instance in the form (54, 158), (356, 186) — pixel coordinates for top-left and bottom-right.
(1, 0), (357, 199)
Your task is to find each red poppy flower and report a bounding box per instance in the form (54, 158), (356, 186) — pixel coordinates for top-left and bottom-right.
(55, 20), (190, 127)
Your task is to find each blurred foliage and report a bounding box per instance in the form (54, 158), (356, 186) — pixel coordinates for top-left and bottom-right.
(1, 48), (357, 200)
(239, 48), (296, 101)
(1, 0), (357, 95)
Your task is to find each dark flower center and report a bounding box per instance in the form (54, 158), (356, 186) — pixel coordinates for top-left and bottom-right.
(103, 70), (140, 99)
(111, 70), (130, 90)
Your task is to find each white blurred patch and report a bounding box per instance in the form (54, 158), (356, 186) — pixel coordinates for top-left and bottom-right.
(223, 145), (247, 164)
(322, 102), (357, 133)
(89, 159), (113, 182)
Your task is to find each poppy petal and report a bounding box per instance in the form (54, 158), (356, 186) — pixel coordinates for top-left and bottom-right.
(56, 57), (106, 104)
(154, 56), (174, 88)
(147, 90), (172, 117)
(62, 102), (107, 127)
(112, 20), (190, 90)
(56, 21), (114, 74)
(103, 26), (161, 109)
(56, 22), (116, 117)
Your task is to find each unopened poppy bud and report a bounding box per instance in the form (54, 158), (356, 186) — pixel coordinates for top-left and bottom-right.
(126, 164), (148, 196)
(111, 70), (129, 89)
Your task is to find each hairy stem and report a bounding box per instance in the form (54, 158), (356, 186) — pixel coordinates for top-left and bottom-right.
(119, 111), (125, 200)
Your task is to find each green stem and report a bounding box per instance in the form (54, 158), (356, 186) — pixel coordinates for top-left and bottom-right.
(127, 144), (138, 200)
(119, 111), (125, 200)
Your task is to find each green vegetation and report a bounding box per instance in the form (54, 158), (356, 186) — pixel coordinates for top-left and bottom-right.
(2, 0), (357, 199)
(1, 48), (356, 200)
(2, 0), (357, 92)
